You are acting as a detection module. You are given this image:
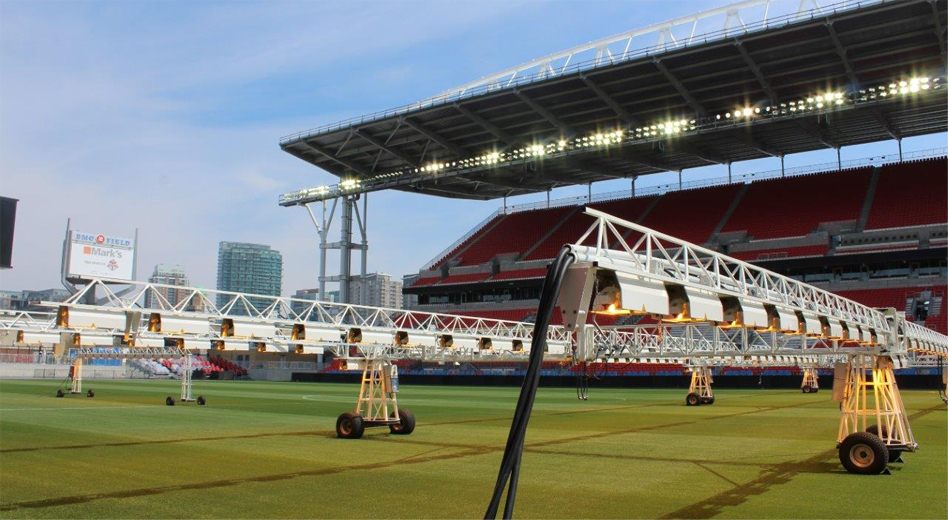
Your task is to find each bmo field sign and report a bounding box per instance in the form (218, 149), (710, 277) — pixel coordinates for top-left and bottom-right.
(66, 230), (135, 280)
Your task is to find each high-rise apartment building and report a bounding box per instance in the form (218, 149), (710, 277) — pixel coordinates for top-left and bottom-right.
(216, 242), (283, 312)
(350, 273), (402, 309)
(145, 264), (190, 309)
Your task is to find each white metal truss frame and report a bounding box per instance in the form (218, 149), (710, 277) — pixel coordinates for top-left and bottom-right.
(0, 311), (57, 331)
(569, 207), (948, 356)
(589, 323), (846, 361)
(429, 0), (857, 103)
(58, 277), (558, 340)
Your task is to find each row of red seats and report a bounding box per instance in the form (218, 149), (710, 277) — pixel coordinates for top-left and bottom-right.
(580, 362), (684, 374)
(455, 207), (573, 266)
(208, 355), (247, 376)
(730, 245), (828, 261)
(834, 287), (916, 310)
(641, 184), (743, 244)
(866, 158), (947, 229)
(429, 214), (504, 270)
(722, 167), (872, 239)
(524, 196), (659, 261)
(412, 267), (549, 288)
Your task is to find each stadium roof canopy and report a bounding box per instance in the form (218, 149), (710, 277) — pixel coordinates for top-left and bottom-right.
(279, 0), (947, 204)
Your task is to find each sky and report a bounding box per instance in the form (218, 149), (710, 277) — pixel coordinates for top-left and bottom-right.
(1, 0), (944, 295)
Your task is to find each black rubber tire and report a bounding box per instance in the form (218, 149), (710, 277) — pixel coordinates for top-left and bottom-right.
(165, 396), (175, 406)
(801, 385), (810, 393)
(811, 387), (819, 393)
(706, 396), (715, 405)
(839, 431), (889, 474)
(86, 389), (95, 398)
(389, 408), (416, 435)
(336, 412), (364, 439)
(197, 396), (206, 406)
(56, 389), (64, 398)
(685, 393), (699, 406)
(866, 425), (904, 461)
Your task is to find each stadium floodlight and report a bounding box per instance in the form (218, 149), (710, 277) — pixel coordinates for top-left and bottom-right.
(339, 178), (360, 190)
(281, 73), (943, 207)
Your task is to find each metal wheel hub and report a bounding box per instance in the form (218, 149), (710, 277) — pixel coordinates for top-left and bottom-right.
(339, 420), (352, 435)
(849, 443), (875, 468)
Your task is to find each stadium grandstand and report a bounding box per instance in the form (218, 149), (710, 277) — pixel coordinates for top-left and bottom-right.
(404, 154), (948, 335)
(279, 0), (947, 342)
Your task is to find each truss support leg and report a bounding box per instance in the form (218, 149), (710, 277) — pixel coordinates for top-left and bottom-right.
(801, 367), (819, 393)
(939, 361), (947, 405)
(685, 366), (714, 405)
(70, 357), (83, 395)
(836, 355), (916, 474)
(180, 351), (196, 402)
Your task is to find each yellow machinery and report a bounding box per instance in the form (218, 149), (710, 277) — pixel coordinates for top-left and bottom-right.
(335, 354), (414, 439)
(685, 365), (714, 405)
(834, 355), (915, 473)
(801, 366), (819, 393)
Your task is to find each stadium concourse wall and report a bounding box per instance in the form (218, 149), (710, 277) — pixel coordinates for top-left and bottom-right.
(297, 367), (946, 390)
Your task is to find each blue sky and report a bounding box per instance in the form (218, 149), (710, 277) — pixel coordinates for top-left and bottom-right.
(1, 0), (944, 294)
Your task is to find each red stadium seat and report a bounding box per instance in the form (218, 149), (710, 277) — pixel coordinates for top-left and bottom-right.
(722, 167), (873, 239)
(865, 158), (948, 229)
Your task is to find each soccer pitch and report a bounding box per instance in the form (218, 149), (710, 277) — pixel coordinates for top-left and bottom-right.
(0, 379), (945, 519)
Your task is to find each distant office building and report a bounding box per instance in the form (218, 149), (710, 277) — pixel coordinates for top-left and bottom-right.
(0, 288), (70, 311)
(350, 273), (402, 309)
(291, 288), (320, 315)
(0, 290), (19, 310)
(145, 264), (190, 309)
(216, 242), (283, 312)
(324, 290), (340, 303)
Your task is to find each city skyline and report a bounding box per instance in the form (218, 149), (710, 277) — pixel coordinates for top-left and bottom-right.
(1, 0), (944, 295)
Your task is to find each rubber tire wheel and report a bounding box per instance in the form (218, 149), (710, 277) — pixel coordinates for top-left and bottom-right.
(389, 408), (416, 435)
(706, 396), (715, 405)
(839, 431), (889, 474)
(685, 393), (699, 406)
(165, 396), (175, 406)
(86, 389), (95, 398)
(336, 413), (364, 439)
(866, 425), (904, 461)
(56, 389), (64, 398)
(802, 385), (811, 393)
(197, 396), (206, 406)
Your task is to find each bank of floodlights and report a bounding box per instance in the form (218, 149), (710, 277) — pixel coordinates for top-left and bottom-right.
(279, 74), (942, 205)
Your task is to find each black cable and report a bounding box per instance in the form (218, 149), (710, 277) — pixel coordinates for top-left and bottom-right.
(485, 247), (574, 520)
(485, 249), (570, 519)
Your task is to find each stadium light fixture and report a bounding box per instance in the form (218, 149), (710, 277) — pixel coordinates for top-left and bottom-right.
(339, 178), (361, 190)
(281, 73), (944, 206)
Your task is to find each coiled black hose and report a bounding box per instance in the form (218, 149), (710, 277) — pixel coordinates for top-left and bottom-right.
(484, 247), (575, 519)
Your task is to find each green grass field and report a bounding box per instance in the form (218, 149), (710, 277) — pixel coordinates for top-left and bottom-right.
(0, 379), (945, 519)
